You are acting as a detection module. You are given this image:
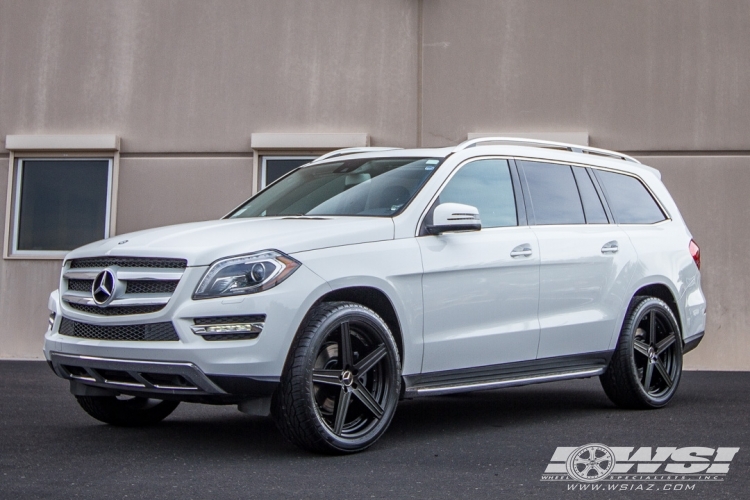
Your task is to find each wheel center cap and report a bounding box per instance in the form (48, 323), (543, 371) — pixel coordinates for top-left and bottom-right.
(648, 347), (657, 361)
(340, 370), (354, 387)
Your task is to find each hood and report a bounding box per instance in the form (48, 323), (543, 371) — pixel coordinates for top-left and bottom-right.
(66, 217), (395, 266)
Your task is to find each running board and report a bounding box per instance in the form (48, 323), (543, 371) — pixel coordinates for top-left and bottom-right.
(403, 351), (611, 398)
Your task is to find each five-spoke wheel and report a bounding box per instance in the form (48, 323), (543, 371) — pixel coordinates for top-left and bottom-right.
(273, 302), (401, 453)
(601, 296), (683, 409)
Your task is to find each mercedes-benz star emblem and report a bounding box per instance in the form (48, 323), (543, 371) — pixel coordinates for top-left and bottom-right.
(340, 370), (354, 387)
(92, 269), (117, 306)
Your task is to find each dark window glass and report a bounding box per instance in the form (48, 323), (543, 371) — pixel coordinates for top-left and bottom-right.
(264, 158), (313, 186)
(521, 161), (585, 225)
(596, 170), (666, 224)
(437, 159), (517, 228)
(573, 167), (608, 224)
(17, 159), (110, 251)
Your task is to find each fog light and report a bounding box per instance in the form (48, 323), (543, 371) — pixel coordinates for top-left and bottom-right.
(190, 322), (264, 337)
(48, 312), (56, 330)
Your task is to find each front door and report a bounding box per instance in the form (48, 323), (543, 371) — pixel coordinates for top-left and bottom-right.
(419, 158), (541, 373)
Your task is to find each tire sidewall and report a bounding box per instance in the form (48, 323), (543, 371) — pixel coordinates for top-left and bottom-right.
(622, 297), (683, 408)
(295, 304), (401, 453)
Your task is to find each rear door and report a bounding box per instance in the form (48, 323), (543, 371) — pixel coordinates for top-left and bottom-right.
(419, 158), (540, 373)
(517, 160), (637, 358)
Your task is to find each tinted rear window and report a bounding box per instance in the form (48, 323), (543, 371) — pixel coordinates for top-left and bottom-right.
(595, 170), (666, 224)
(520, 161), (585, 225)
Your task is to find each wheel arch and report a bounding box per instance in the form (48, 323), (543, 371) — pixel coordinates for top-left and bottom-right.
(608, 278), (685, 351)
(633, 283), (683, 336)
(288, 285), (406, 370)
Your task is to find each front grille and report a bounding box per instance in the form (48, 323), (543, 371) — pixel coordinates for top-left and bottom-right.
(194, 315), (266, 325)
(126, 280), (179, 294)
(63, 256), (186, 317)
(67, 303), (166, 316)
(59, 317), (179, 341)
(69, 257), (187, 269)
(68, 279), (94, 292)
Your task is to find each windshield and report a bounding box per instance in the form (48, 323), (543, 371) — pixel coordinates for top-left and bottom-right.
(229, 157), (441, 218)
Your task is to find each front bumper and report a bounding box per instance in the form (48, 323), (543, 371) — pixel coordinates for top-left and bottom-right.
(43, 264), (330, 395)
(49, 351), (277, 402)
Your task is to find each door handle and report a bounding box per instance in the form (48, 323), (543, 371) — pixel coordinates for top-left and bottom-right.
(601, 241), (619, 254)
(510, 244), (533, 258)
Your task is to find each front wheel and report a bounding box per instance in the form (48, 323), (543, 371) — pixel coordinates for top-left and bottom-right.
(601, 296), (683, 409)
(273, 302), (401, 454)
(76, 395), (179, 426)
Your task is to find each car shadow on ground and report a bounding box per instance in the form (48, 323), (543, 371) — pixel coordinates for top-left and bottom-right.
(51, 379), (647, 458)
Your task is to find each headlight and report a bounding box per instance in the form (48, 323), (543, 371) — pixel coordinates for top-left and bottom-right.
(193, 250), (300, 299)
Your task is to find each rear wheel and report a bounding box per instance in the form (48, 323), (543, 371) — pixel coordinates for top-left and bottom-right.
(601, 296), (683, 409)
(76, 395), (179, 426)
(273, 302), (401, 454)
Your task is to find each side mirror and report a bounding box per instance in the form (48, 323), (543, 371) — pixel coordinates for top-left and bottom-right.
(426, 203), (482, 235)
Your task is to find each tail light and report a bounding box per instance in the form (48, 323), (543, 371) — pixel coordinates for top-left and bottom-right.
(689, 239), (700, 271)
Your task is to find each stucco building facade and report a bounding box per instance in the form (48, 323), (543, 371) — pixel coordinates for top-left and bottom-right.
(0, 0), (748, 370)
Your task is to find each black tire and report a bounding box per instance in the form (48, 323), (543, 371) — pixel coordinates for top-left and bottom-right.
(76, 395), (180, 426)
(601, 296), (683, 409)
(272, 301), (401, 454)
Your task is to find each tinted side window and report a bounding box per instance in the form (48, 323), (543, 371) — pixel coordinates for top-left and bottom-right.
(520, 161), (585, 225)
(572, 166), (608, 224)
(438, 159), (517, 228)
(595, 170), (666, 224)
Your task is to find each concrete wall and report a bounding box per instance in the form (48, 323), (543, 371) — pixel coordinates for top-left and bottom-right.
(0, 0), (748, 370)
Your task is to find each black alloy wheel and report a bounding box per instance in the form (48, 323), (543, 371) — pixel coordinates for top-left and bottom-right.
(632, 308), (680, 398)
(601, 296), (683, 409)
(273, 302), (401, 454)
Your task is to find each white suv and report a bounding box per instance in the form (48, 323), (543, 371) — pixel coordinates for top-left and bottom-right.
(44, 138), (706, 453)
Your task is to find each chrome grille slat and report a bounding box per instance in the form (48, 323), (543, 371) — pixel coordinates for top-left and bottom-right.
(62, 291), (171, 307)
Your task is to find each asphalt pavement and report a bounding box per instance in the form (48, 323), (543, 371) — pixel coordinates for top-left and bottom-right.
(0, 361), (747, 499)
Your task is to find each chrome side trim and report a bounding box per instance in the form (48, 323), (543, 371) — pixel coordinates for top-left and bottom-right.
(407, 367), (606, 397)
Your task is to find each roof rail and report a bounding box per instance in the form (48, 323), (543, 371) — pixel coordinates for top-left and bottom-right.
(310, 147), (403, 164)
(453, 137), (640, 164)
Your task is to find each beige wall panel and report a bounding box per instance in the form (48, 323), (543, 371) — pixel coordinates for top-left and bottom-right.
(0, 160), (61, 358)
(421, 0), (750, 150)
(0, 260), (60, 359)
(0, 0), (418, 153)
(643, 155), (750, 370)
(116, 157), (253, 234)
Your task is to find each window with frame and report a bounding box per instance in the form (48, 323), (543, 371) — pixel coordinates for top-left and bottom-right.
(594, 170), (667, 224)
(435, 158), (518, 228)
(261, 156), (316, 188)
(12, 158), (113, 253)
(520, 160), (586, 225)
